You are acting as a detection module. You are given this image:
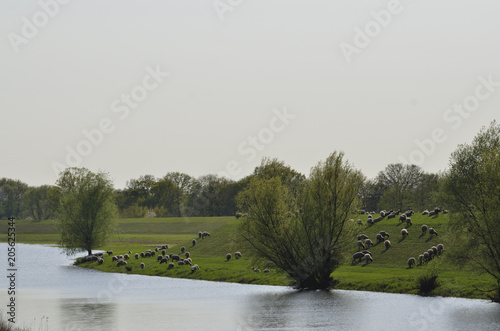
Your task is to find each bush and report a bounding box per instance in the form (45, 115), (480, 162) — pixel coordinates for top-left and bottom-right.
(416, 271), (440, 295)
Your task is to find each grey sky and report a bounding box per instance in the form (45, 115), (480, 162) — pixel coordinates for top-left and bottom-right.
(1, 0), (499, 189)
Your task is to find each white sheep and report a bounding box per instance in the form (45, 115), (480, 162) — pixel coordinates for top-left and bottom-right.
(421, 224), (428, 235)
(226, 253), (232, 261)
(365, 239), (373, 247)
(140, 262), (145, 269)
(235, 251), (242, 259)
(364, 254), (373, 263)
(429, 228), (438, 236)
(401, 228), (409, 238)
(384, 240), (391, 250)
(408, 257), (416, 268)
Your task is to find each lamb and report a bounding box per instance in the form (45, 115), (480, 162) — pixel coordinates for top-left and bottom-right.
(357, 241), (365, 249)
(380, 211), (386, 217)
(235, 251), (242, 259)
(408, 257), (416, 268)
(401, 228), (409, 238)
(192, 239), (197, 246)
(421, 225), (428, 235)
(376, 233), (384, 243)
(384, 240), (391, 250)
(183, 259), (192, 265)
(364, 254), (373, 263)
(106, 251), (113, 256)
(151, 251), (156, 257)
(167, 263), (175, 269)
(140, 262), (145, 269)
(352, 252), (365, 263)
(437, 244), (444, 254)
(198, 231), (202, 239)
(364, 239), (373, 247)
(429, 228), (438, 236)
(418, 254), (424, 265)
(226, 253), (232, 261)
(128, 250), (132, 254)
(357, 234), (369, 240)
(180, 246), (186, 253)
(379, 231), (390, 238)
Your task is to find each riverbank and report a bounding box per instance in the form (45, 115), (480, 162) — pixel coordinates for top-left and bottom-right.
(1, 215), (497, 300)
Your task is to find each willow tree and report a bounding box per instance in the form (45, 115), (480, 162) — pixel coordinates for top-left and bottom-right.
(56, 168), (117, 255)
(237, 152), (364, 290)
(443, 121), (500, 302)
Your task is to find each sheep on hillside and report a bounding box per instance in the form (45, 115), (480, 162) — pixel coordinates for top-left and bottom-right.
(401, 228), (409, 238)
(376, 233), (384, 243)
(364, 254), (373, 263)
(421, 225), (428, 235)
(192, 239), (197, 246)
(384, 240), (391, 250)
(226, 253), (232, 261)
(235, 251), (242, 259)
(365, 239), (373, 247)
(352, 252), (365, 263)
(180, 246), (186, 253)
(357, 241), (365, 249)
(140, 262), (145, 269)
(408, 257), (416, 268)
(437, 244), (444, 254)
(357, 234), (369, 241)
(379, 231), (390, 238)
(429, 228), (438, 236)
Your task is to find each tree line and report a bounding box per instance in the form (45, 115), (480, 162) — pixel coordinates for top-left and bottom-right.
(0, 163), (445, 220)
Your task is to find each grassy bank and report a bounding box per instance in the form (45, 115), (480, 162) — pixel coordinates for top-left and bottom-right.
(1, 214), (497, 300)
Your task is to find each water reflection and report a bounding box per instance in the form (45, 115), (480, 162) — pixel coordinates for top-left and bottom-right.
(59, 299), (116, 331)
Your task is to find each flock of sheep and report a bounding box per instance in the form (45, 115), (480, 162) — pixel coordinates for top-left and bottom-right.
(352, 208), (445, 269)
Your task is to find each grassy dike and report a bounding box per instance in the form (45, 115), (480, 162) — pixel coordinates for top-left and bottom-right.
(1, 214), (496, 300)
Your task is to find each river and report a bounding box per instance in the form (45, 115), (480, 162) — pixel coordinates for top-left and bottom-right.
(1, 244), (499, 331)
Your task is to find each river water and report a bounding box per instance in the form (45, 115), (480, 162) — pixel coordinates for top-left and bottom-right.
(0, 244), (499, 331)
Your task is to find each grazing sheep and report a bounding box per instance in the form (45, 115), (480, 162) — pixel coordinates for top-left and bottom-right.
(422, 210), (429, 215)
(191, 264), (200, 273)
(125, 266), (132, 272)
(124, 254), (129, 260)
(362, 250), (372, 256)
(418, 254), (424, 265)
(160, 258), (168, 264)
(263, 269), (270, 273)
(387, 213), (396, 219)
(155, 247), (159, 252)
(379, 231), (390, 238)
(442, 210), (448, 214)
(408, 257), (416, 268)
(98, 258), (104, 265)
(253, 268), (261, 272)
(357, 219), (363, 225)
(364, 254), (373, 263)
(357, 234), (369, 240)
(117, 260), (127, 267)
(157, 255), (163, 262)
(373, 216), (383, 223)
(357, 241), (365, 249)
(365, 239), (373, 247)
(384, 240), (391, 250)
(161, 245), (169, 250)
(140, 262), (145, 269)
(431, 246), (438, 255)
(185, 252), (190, 258)
(437, 244), (444, 254)
(183, 259), (192, 265)
(162, 249), (166, 256)
(201, 232), (211, 239)
(192, 239), (197, 246)
(180, 247), (186, 253)
(198, 231), (202, 239)
(352, 252), (365, 263)
(140, 252), (145, 258)
(421, 225), (428, 235)
(134, 253), (139, 259)
(404, 210), (414, 217)
(367, 214), (373, 219)
(399, 214), (407, 222)
(429, 228), (438, 236)
(380, 211), (386, 217)
(178, 261), (185, 265)
(151, 251), (156, 257)
(427, 249), (434, 259)
(106, 251), (113, 256)
(423, 252), (430, 261)
(401, 228), (409, 238)
(376, 233), (384, 243)
(117, 255), (124, 260)
(145, 252), (151, 257)
(226, 253), (232, 261)
(171, 254), (180, 261)
(367, 218), (374, 225)
(406, 218), (412, 226)
(360, 210), (366, 214)
(167, 263), (175, 269)
(112, 256), (118, 261)
(128, 250), (132, 254)
(235, 251), (242, 259)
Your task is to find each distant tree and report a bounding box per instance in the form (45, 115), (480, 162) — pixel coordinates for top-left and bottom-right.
(359, 179), (385, 212)
(56, 168), (117, 255)
(237, 152), (363, 290)
(21, 185), (54, 220)
(376, 163), (424, 210)
(0, 178), (28, 219)
(443, 121), (500, 302)
(151, 177), (183, 217)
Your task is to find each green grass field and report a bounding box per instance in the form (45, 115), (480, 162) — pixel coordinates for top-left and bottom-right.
(1, 214), (497, 300)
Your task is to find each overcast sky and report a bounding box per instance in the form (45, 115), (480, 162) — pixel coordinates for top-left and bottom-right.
(1, 0), (499, 189)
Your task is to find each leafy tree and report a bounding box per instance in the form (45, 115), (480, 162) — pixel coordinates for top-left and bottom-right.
(56, 168), (117, 255)
(21, 185), (54, 220)
(443, 121), (500, 302)
(0, 178), (28, 219)
(237, 152), (363, 290)
(376, 163), (424, 210)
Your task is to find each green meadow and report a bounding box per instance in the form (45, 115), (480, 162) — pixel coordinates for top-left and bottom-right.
(1, 214), (497, 300)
